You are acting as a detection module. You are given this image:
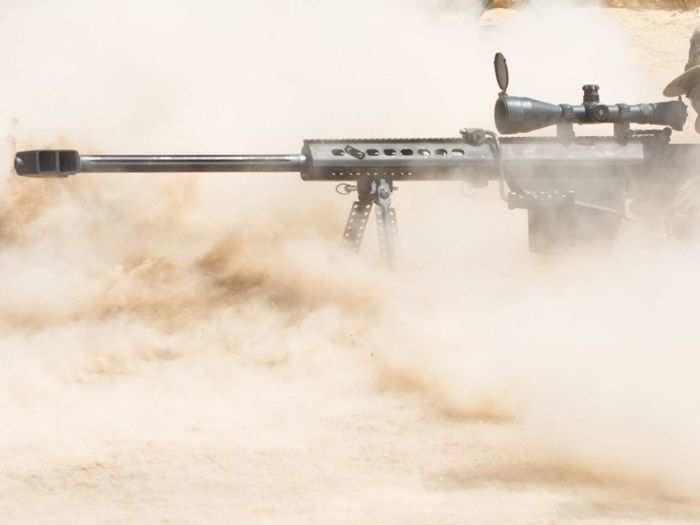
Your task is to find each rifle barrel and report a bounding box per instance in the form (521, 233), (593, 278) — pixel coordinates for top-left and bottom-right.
(14, 150), (306, 177)
(80, 154), (307, 173)
(14, 138), (651, 181)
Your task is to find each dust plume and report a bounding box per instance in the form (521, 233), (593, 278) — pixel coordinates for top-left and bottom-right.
(1, 1), (700, 523)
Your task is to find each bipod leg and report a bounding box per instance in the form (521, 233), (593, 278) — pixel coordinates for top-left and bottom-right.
(342, 178), (373, 251)
(375, 178), (398, 267)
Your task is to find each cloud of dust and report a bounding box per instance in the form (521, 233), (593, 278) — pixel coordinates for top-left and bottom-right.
(1, 0), (699, 508)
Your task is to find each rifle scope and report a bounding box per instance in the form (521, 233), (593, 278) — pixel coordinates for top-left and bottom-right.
(495, 85), (687, 135)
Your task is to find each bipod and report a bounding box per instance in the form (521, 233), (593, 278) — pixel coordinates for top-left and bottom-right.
(337, 177), (398, 266)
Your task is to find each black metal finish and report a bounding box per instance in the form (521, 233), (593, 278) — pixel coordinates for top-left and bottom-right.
(495, 88), (688, 135)
(80, 154), (306, 173)
(14, 151), (306, 177)
(15, 150), (80, 177)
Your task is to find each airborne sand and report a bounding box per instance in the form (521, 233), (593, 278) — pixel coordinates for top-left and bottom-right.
(1, 1), (700, 524)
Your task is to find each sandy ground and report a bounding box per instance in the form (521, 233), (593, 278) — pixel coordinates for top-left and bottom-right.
(2, 2), (700, 524)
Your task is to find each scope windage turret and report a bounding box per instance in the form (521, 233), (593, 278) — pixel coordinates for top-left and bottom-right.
(494, 89), (688, 135)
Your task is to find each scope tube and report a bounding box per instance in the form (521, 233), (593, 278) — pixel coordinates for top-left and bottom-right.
(495, 97), (687, 134)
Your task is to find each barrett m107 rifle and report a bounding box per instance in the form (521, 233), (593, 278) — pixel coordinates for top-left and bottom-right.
(13, 54), (699, 258)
